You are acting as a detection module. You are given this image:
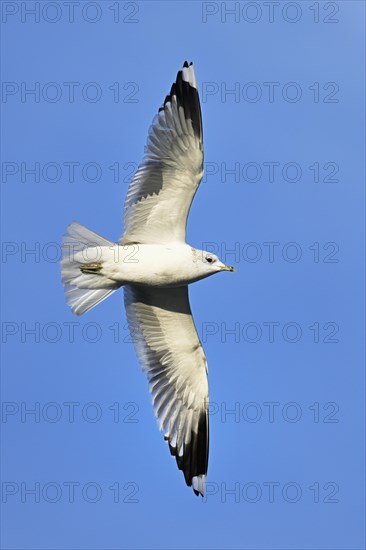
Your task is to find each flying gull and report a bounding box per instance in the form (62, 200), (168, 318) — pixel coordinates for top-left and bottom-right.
(61, 62), (235, 496)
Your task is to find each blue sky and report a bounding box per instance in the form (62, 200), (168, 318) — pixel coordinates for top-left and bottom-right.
(1, 1), (365, 549)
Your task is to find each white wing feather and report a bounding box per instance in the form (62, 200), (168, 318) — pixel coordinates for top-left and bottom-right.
(120, 63), (203, 245)
(124, 284), (209, 496)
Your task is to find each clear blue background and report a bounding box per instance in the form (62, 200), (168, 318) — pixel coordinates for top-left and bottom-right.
(1, 1), (365, 549)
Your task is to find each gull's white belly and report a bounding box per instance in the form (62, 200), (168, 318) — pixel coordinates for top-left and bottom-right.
(85, 243), (204, 287)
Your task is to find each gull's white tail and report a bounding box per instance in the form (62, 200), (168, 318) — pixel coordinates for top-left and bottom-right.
(61, 222), (119, 316)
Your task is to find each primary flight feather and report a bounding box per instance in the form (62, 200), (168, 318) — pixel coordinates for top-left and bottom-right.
(61, 62), (235, 496)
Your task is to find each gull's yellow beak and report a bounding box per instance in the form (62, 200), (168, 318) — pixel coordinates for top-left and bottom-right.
(220, 265), (236, 272)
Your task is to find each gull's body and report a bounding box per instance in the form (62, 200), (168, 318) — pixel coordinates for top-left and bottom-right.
(63, 242), (231, 289)
(61, 62), (234, 496)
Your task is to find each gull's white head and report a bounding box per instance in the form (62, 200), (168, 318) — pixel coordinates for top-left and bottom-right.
(193, 249), (236, 278)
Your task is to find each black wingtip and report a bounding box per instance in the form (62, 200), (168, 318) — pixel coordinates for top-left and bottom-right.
(170, 82), (177, 97)
(158, 61), (202, 140)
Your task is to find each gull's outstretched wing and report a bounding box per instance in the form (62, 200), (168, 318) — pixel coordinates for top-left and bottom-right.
(124, 284), (209, 496)
(120, 62), (203, 245)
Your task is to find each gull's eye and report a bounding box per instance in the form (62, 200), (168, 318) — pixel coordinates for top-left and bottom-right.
(206, 256), (213, 264)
